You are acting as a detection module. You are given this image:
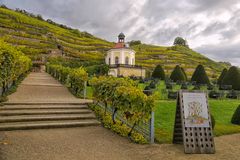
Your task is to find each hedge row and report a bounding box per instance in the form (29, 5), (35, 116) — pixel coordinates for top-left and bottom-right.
(0, 40), (32, 94)
(46, 63), (88, 97)
(90, 76), (155, 138)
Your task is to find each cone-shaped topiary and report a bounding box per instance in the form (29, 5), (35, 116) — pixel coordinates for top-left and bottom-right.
(152, 65), (165, 80)
(191, 65), (210, 85)
(222, 66), (240, 90)
(170, 65), (186, 82)
(217, 68), (228, 85)
(231, 105), (240, 125)
(181, 67), (188, 81)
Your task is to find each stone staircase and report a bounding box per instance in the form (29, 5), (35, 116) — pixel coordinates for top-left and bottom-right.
(0, 103), (100, 131)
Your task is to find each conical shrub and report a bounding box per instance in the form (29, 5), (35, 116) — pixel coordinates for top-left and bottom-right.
(170, 65), (186, 82)
(222, 66), (240, 90)
(231, 105), (240, 125)
(191, 65), (210, 85)
(152, 65), (165, 80)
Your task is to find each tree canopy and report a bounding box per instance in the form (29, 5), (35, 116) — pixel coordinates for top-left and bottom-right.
(173, 37), (188, 47)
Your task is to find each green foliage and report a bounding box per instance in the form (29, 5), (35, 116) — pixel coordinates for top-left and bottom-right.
(152, 65), (165, 80)
(217, 68), (228, 85)
(129, 40), (141, 46)
(231, 105), (240, 125)
(0, 40), (32, 92)
(90, 76), (154, 138)
(222, 66), (240, 90)
(191, 65), (210, 85)
(181, 67), (188, 80)
(90, 104), (147, 144)
(173, 37), (188, 47)
(46, 63), (88, 97)
(170, 65), (186, 82)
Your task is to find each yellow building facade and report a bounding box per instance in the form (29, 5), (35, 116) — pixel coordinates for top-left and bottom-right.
(105, 33), (145, 78)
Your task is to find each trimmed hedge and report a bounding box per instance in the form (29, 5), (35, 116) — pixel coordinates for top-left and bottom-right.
(231, 105), (240, 125)
(46, 63), (88, 97)
(152, 65), (165, 80)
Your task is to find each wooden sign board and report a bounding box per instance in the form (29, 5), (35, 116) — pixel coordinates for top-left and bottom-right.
(173, 90), (215, 154)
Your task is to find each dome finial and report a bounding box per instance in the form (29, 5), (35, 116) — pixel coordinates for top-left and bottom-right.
(118, 32), (125, 43)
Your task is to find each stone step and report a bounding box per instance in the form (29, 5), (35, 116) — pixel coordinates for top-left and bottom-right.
(0, 114), (96, 123)
(0, 109), (92, 116)
(0, 120), (100, 131)
(0, 105), (88, 110)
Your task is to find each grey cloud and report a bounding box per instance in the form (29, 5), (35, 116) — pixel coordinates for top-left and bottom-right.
(196, 43), (240, 66)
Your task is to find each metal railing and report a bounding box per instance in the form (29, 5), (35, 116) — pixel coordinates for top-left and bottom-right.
(97, 102), (155, 143)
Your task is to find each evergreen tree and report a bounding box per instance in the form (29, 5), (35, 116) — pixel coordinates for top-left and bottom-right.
(170, 65), (186, 82)
(217, 68), (228, 85)
(231, 105), (240, 125)
(191, 65), (210, 85)
(181, 67), (188, 81)
(152, 65), (165, 80)
(222, 66), (240, 90)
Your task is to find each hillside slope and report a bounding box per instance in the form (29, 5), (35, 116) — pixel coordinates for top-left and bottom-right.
(0, 7), (229, 77)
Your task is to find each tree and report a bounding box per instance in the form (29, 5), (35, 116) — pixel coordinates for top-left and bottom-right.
(170, 65), (186, 82)
(173, 37), (188, 47)
(191, 65), (210, 85)
(222, 66), (240, 90)
(217, 68), (228, 85)
(129, 40), (141, 46)
(152, 65), (165, 80)
(181, 67), (188, 81)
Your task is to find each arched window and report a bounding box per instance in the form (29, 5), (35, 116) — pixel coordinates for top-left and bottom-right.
(115, 56), (119, 64)
(125, 57), (129, 65)
(108, 58), (111, 65)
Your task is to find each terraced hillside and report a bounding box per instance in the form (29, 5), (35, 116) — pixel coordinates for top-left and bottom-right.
(133, 44), (229, 78)
(0, 7), (113, 63)
(0, 6), (229, 77)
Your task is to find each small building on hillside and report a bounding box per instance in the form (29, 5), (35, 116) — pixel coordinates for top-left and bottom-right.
(105, 33), (145, 78)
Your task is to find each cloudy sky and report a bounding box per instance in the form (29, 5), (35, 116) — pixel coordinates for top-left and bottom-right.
(1, 0), (240, 66)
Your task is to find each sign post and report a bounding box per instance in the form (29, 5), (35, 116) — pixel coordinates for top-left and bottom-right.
(173, 90), (215, 154)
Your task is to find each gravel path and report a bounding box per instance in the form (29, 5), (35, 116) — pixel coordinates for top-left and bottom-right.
(6, 72), (92, 104)
(0, 128), (240, 160)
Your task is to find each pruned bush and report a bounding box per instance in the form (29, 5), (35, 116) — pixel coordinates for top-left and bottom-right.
(168, 91), (177, 99)
(217, 68), (228, 85)
(226, 90), (238, 99)
(170, 65), (186, 82)
(166, 83), (173, 89)
(222, 66), (240, 90)
(152, 65), (165, 80)
(193, 85), (200, 90)
(207, 84), (214, 90)
(143, 86), (153, 96)
(231, 105), (240, 125)
(219, 85), (232, 90)
(149, 81), (156, 89)
(181, 83), (188, 89)
(191, 65), (210, 85)
(209, 91), (220, 99)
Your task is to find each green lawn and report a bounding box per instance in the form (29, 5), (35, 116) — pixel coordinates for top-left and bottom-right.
(154, 99), (240, 143)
